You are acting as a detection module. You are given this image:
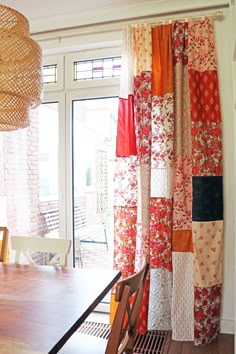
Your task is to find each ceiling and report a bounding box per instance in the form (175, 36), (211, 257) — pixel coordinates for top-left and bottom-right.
(2, 0), (166, 20)
(0, 0), (229, 33)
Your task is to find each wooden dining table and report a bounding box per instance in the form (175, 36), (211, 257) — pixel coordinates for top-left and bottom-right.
(0, 263), (121, 354)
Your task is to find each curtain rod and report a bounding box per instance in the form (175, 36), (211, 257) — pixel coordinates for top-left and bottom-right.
(146, 10), (223, 25)
(2, 8), (224, 29)
(32, 7), (226, 42)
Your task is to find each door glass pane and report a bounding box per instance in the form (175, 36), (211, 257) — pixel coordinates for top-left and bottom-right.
(72, 97), (118, 271)
(38, 102), (60, 240)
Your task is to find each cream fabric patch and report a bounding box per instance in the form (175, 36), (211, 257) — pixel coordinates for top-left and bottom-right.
(193, 221), (223, 287)
(148, 268), (172, 331)
(172, 252), (194, 341)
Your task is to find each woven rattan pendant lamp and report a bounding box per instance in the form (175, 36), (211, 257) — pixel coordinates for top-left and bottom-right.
(0, 4), (42, 131)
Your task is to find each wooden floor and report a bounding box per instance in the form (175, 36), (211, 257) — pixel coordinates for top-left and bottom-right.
(163, 333), (234, 354)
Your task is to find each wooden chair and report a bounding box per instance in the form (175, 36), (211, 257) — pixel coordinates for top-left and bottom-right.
(11, 236), (71, 267)
(0, 227), (9, 263)
(58, 258), (149, 354)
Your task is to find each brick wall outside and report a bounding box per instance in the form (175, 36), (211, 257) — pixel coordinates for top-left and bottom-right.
(0, 108), (61, 263)
(0, 100), (114, 264)
(0, 109), (47, 238)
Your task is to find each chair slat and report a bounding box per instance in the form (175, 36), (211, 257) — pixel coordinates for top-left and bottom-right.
(11, 236), (71, 267)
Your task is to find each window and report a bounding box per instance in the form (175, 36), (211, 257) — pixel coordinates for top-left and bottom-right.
(43, 64), (58, 84)
(38, 102), (59, 200)
(43, 55), (64, 92)
(74, 57), (121, 81)
(65, 48), (121, 89)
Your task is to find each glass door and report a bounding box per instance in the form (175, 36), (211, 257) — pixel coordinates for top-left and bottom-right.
(38, 93), (66, 250)
(38, 102), (60, 238)
(72, 97), (118, 272)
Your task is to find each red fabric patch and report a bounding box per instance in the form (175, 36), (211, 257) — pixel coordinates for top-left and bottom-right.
(194, 284), (221, 346)
(192, 120), (223, 176)
(149, 198), (172, 271)
(189, 70), (221, 123)
(172, 156), (192, 229)
(173, 21), (188, 66)
(116, 95), (137, 157)
(189, 70), (223, 176)
(134, 72), (152, 163)
(113, 206), (137, 278)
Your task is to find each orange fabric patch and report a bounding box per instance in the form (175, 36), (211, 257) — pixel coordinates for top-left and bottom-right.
(109, 291), (130, 328)
(152, 24), (173, 96)
(172, 230), (193, 253)
(109, 292), (118, 325)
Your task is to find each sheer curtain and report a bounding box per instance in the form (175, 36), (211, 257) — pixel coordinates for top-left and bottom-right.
(112, 17), (223, 346)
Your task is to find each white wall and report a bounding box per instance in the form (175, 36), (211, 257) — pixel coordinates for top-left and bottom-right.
(215, 8), (235, 334)
(230, 2), (236, 344)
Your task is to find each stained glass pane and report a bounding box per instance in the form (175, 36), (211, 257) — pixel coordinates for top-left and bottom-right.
(43, 64), (57, 84)
(74, 57), (121, 81)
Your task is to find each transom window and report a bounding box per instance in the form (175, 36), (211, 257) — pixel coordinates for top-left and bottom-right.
(43, 64), (58, 84)
(73, 57), (121, 81)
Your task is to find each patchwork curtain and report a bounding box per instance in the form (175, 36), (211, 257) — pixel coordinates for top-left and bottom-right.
(112, 17), (223, 346)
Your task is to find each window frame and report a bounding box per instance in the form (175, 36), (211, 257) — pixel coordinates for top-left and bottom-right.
(41, 91), (69, 260)
(42, 47), (121, 270)
(43, 55), (64, 92)
(65, 47), (121, 90)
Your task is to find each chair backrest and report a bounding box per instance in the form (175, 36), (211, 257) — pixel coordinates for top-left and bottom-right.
(11, 236), (71, 267)
(0, 227), (9, 263)
(106, 258), (149, 354)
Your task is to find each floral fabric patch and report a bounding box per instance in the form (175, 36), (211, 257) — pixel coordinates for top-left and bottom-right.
(173, 21), (188, 65)
(193, 221), (223, 287)
(194, 284), (221, 346)
(134, 72), (152, 164)
(192, 121), (223, 176)
(189, 69), (222, 176)
(151, 94), (174, 169)
(172, 156), (192, 230)
(192, 123), (223, 176)
(114, 156), (138, 207)
(113, 206), (137, 278)
(174, 65), (191, 157)
(188, 17), (217, 72)
(149, 198), (172, 270)
(133, 24), (152, 75)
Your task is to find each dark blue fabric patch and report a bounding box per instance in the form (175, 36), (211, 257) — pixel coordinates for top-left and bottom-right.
(192, 176), (223, 221)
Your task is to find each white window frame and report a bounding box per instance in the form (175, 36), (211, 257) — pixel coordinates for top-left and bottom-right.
(43, 55), (65, 92)
(41, 91), (71, 264)
(65, 47), (121, 90)
(66, 84), (119, 311)
(42, 46), (121, 270)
